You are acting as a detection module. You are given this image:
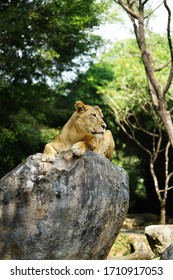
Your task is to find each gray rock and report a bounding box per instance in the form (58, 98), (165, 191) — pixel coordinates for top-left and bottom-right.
(160, 244), (173, 260)
(0, 151), (129, 260)
(145, 225), (173, 256)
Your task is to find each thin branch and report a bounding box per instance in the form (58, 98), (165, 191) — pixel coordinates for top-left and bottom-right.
(160, 185), (173, 192)
(152, 130), (162, 163)
(131, 15), (140, 47)
(127, 0), (135, 6)
(120, 119), (152, 155)
(164, 0), (173, 60)
(114, 0), (139, 19)
(163, 0), (173, 94)
(144, 1), (164, 19)
(160, 141), (172, 203)
(142, 0), (149, 7)
(155, 59), (171, 72)
(169, 106), (173, 114)
(150, 159), (162, 202)
(133, 113), (160, 137)
(165, 141), (170, 182)
(106, 96), (151, 154)
(166, 171), (173, 184)
(164, 141), (171, 201)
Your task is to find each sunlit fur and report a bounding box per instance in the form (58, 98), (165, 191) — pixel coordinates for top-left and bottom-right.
(42, 101), (115, 162)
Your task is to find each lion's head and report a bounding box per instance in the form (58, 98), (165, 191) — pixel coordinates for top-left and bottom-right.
(74, 101), (107, 137)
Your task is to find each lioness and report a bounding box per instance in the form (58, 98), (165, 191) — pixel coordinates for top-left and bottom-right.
(42, 100), (115, 162)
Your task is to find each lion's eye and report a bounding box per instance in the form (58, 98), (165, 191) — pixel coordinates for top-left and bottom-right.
(92, 114), (97, 118)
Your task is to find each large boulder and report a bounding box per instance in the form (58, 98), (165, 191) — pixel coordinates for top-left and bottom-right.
(0, 151), (129, 260)
(160, 244), (173, 260)
(145, 225), (173, 256)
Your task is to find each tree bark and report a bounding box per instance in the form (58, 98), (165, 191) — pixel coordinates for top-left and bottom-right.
(115, 0), (173, 147)
(113, 0), (173, 224)
(160, 202), (166, 225)
(158, 102), (173, 147)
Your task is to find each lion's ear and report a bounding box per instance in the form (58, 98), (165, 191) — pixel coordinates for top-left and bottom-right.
(75, 101), (88, 113)
(95, 106), (103, 118)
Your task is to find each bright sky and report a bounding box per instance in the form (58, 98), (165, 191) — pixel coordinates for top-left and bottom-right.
(63, 1), (173, 80)
(96, 0), (173, 42)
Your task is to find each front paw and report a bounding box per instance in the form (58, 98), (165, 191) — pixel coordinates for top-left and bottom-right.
(41, 153), (55, 162)
(71, 143), (86, 156)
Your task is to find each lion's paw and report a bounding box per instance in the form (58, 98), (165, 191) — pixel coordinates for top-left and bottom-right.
(71, 143), (86, 156)
(41, 153), (55, 162)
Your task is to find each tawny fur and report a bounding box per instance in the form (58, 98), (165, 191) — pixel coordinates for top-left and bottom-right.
(42, 101), (115, 162)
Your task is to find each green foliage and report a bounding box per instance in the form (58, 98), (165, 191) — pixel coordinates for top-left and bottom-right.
(113, 150), (146, 201)
(0, 0), (110, 129)
(40, 127), (59, 143)
(99, 39), (148, 113)
(0, 0), (113, 177)
(64, 62), (116, 133)
(0, 0), (105, 83)
(96, 36), (173, 137)
(0, 110), (44, 178)
(94, 35), (173, 214)
(73, 35), (173, 210)
(99, 34), (173, 115)
(146, 34), (171, 87)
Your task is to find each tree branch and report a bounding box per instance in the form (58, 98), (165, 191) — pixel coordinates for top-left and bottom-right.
(166, 171), (173, 184)
(142, 0), (149, 7)
(155, 59), (171, 72)
(169, 106), (173, 114)
(160, 185), (173, 192)
(144, 1), (164, 19)
(121, 118), (152, 155)
(165, 141), (170, 182)
(150, 159), (162, 202)
(147, 78), (159, 108)
(133, 113), (160, 137)
(106, 95), (152, 154)
(114, 0), (139, 19)
(137, 13), (162, 98)
(163, 0), (173, 94)
(152, 130), (162, 163)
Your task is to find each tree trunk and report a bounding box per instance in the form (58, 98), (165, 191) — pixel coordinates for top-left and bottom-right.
(160, 202), (166, 225)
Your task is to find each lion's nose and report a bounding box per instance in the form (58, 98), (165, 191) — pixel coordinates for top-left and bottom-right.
(102, 124), (107, 130)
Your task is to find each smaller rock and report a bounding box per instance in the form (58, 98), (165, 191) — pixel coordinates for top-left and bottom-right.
(145, 225), (173, 256)
(160, 244), (173, 260)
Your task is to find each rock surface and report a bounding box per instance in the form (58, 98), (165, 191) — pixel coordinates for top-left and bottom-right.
(145, 225), (173, 256)
(160, 243), (173, 260)
(0, 151), (129, 260)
